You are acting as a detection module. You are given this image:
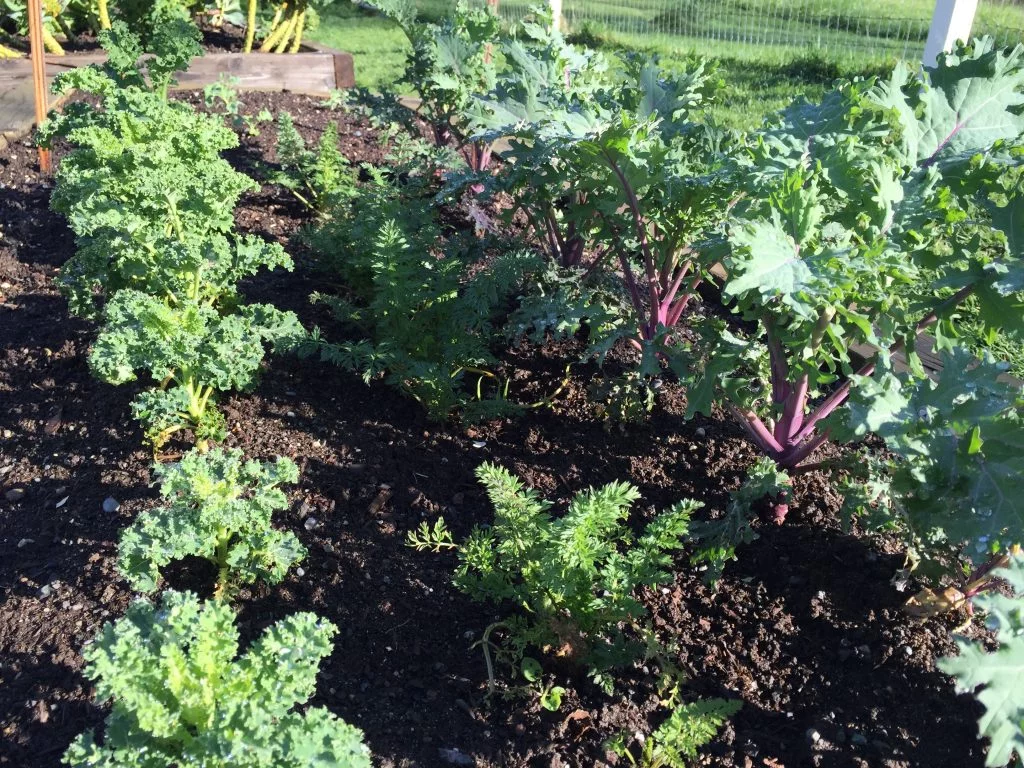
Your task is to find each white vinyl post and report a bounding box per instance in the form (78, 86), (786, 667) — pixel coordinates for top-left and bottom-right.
(924, 0), (979, 66)
(550, 0), (563, 31)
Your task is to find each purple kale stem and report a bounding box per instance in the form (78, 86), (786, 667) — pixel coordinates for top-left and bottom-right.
(602, 151), (662, 323)
(776, 373), (809, 445)
(616, 250), (647, 332)
(764, 318), (790, 408)
(661, 259), (692, 310)
(545, 209), (568, 265)
(777, 428), (830, 469)
(666, 276), (702, 327)
(791, 281), (977, 447)
(728, 403), (786, 455)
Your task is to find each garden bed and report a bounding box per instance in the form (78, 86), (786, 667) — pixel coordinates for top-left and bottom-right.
(0, 90), (989, 768)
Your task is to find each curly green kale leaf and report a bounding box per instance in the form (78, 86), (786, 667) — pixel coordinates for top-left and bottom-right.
(118, 447), (305, 596)
(62, 590), (371, 768)
(89, 290), (305, 448)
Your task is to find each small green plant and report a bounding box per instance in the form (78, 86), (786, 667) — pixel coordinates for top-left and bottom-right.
(89, 290), (303, 449)
(202, 75), (269, 135)
(938, 553), (1024, 767)
(607, 697), (742, 767)
(306, 156), (540, 421)
(689, 456), (791, 582)
(118, 448), (305, 599)
(62, 590), (371, 768)
(408, 462), (699, 689)
(271, 111), (356, 212)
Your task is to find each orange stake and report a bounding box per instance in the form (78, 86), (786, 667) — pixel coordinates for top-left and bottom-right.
(26, 0), (51, 173)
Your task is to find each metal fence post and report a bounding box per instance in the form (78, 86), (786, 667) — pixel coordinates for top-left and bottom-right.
(924, 0), (979, 66)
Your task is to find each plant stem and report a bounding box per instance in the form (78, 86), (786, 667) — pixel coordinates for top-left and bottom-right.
(287, 7), (306, 52)
(213, 528), (231, 600)
(97, 0), (111, 29)
(243, 0), (257, 52)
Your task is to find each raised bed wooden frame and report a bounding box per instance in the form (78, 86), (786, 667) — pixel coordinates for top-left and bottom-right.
(0, 41), (355, 148)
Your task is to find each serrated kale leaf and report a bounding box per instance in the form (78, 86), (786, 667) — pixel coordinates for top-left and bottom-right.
(837, 349), (1023, 569)
(62, 590), (371, 768)
(119, 447), (305, 596)
(90, 290), (304, 447)
(939, 553), (1024, 767)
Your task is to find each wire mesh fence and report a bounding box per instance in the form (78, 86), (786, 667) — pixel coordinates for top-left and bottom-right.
(471, 0), (1024, 63)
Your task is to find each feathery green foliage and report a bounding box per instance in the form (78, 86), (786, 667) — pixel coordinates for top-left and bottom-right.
(306, 148), (539, 420)
(271, 111), (356, 212)
(409, 462), (698, 683)
(62, 590), (370, 768)
(118, 448), (304, 597)
(608, 698), (742, 767)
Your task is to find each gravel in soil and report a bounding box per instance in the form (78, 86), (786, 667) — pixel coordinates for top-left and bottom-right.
(0, 90), (988, 767)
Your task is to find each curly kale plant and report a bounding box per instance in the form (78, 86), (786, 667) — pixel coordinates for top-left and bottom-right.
(90, 290), (302, 447)
(408, 462), (698, 686)
(271, 111), (355, 212)
(41, 19), (304, 448)
(119, 448), (305, 598)
(62, 590), (370, 768)
(939, 553), (1024, 767)
(39, 20), (285, 319)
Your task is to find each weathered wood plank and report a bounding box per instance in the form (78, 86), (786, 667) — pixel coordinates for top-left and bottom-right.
(0, 49), (356, 93)
(0, 78), (66, 141)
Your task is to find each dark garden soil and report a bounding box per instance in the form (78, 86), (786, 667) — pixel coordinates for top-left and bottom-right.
(0, 91), (990, 768)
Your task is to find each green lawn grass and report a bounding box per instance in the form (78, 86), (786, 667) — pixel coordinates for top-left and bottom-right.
(306, 1), (887, 129)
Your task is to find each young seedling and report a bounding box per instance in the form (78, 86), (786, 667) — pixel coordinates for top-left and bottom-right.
(272, 111), (356, 212)
(118, 447), (305, 599)
(407, 462), (699, 691)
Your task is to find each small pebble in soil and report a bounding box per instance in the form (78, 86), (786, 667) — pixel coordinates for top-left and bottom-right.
(438, 748), (475, 766)
(471, 441), (486, 448)
(102, 497), (120, 513)
(695, 427), (706, 438)
(903, 645), (914, 657)
(17, 538), (33, 548)
(304, 517), (318, 531)
(295, 567), (306, 577)
(286, 411), (296, 418)
(806, 729), (821, 745)
(298, 501), (313, 518)
(5, 488), (26, 502)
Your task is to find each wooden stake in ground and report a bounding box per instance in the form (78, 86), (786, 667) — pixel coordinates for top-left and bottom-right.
(27, 0), (51, 173)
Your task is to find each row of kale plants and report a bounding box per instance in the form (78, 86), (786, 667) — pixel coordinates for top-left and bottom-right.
(38, 16), (375, 767)
(28, 1), (1024, 764)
